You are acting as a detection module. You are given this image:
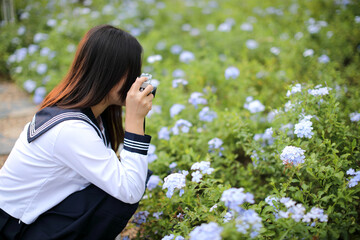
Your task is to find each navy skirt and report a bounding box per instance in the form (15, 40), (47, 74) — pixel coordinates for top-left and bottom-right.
(0, 184), (139, 240)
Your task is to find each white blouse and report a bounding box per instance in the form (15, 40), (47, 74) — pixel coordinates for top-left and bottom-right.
(0, 120), (151, 224)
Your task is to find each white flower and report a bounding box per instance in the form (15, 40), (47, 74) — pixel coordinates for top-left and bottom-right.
(286, 84), (302, 97)
(47, 19), (57, 27)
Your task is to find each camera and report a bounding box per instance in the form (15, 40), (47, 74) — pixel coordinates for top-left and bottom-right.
(140, 73), (157, 97)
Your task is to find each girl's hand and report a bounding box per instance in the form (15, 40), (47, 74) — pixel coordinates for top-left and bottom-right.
(124, 77), (154, 135)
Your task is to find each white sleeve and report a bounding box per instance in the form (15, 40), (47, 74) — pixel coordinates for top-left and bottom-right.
(53, 120), (151, 204)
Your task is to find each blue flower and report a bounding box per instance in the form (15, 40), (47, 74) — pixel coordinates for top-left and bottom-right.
(36, 63), (48, 75)
(244, 99), (265, 113)
(170, 104), (185, 118)
(132, 211), (149, 226)
(147, 144), (158, 163)
(191, 171), (202, 183)
(172, 78), (188, 88)
(280, 146), (306, 166)
(246, 39), (258, 49)
(172, 69), (185, 78)
(147, 54), (162, 63)
(189, 92), (207, 108)
(169, 162), (177, 169)
(235, 209), (263, 237)
(179, 51), (195, 63)
(23, 79), (36, 93)
(153, 211), (163, 219)
(147, 175), (162, 190)
(318, 54), (330, 63)
(162, 234), (174, 240)
(33, 87), (47, 105)
(303, 49), (314, 57)
(308, 85), (331, 96)
(240, 23), (253, 31)
(191, 161), (214, 175)
(225, 66), (240, 80)
(208, 138), (224, 156)
(162, 173), (186, 198)
(347, 168), (360, 188)
(286, 83), (302, 97)
(158, 127), (170, 140)
(147, 105), (162, 118)
(349, 112), (360, 122)
(221, 188), (255, 214)
(171, 119), (192, 135)
(199, 107), (217, 122)
(171, 45), (182, 54)
(270, 47), (280, 55)
(189, 222), (223, 240)
(294, 116), (314, 139)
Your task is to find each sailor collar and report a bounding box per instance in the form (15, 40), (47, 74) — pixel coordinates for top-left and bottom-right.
(27, 106), (108, 145)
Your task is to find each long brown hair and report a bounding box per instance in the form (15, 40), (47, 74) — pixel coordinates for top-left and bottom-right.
(40, 24), (143, 151)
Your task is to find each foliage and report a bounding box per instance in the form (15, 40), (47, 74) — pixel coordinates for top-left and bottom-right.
(1, 0), (360, 239)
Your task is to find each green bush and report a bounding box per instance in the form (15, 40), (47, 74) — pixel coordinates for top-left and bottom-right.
(1, 0), (359, 239)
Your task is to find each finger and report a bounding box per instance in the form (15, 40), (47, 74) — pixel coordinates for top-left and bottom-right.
(131, 77), (149, 92)
(140, 84), (154, 97)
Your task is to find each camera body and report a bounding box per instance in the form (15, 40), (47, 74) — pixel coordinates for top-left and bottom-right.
(140, 73), (157, 97)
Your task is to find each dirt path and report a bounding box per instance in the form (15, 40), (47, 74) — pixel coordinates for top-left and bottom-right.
(0, 80), (38, 168)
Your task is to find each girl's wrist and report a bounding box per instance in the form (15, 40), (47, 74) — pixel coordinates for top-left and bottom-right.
(125, 117), (144, 135)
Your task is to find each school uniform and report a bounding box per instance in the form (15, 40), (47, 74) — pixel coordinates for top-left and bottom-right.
(0, 106), (152, 239)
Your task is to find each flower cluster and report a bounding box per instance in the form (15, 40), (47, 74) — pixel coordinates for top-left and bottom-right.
(158, 127), (170, 140)
(147, 175), (162, 190)
(286, 83), (302, 97)
(254, 127), (274, 146)
(221, 188), (255, 214)
(161, 234), (184, 240)
(308, 85), (331, 96)
(179, 50), (195, 63)
(188, 92), (207, 108)
(225, 66), (240, 80)
(235, 209), (263, 238)
(277, 197), (328, 223)
(172, 78), (188, 88)
(171, 119), (192, 135)
(347, 168), (360, 188)
(189, 222), (223, 240)
(170, 104), (185, 118)
(349, 112), (360, 122)
(147, 144), (158, 163)
(162, 173), (186, 198)
(132, 211), (149, 226)
(280, 146), (306, 166)
(244, 97), (265, 113)
(190, 161), (215, 183)
(199, 107), (217, 122)
(208, 138), (224, 156)
(294, 116), (314, 139)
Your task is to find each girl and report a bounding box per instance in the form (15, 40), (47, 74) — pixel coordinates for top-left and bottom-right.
(0, 24), (154, 239)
